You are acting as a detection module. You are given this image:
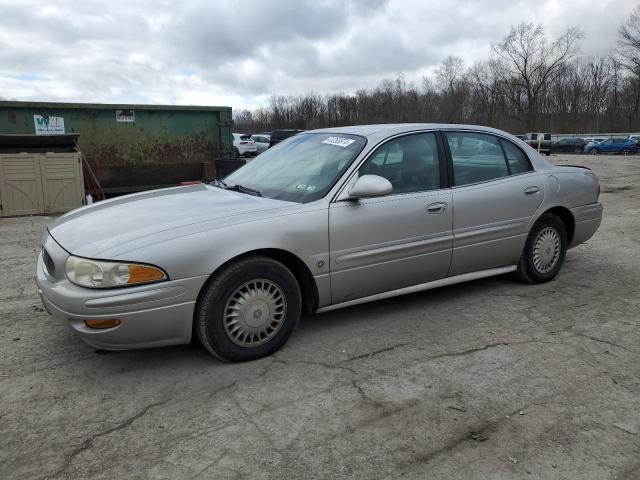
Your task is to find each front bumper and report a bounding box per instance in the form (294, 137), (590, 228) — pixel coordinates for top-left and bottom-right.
(237, 146), (257, 155)
(36, 233), (209, 350)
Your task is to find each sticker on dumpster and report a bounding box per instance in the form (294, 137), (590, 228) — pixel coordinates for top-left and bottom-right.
(116, 109), (135, 123)
(33, 115), (65, 135)
(322, 137), (355, 147)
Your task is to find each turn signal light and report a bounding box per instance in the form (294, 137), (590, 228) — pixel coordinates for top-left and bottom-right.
(84, 319), (121, 329)
(127, 265), (166, 285)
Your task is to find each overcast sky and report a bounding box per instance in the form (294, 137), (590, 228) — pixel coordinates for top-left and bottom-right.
(0, 0), (634, 109)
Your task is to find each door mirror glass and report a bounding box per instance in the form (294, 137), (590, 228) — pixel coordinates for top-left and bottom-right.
(348, 174), (393, 199)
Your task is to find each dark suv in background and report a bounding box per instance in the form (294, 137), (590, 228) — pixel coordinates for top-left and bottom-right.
(551, 137), (587, 154)
(268, 129), (305, 148)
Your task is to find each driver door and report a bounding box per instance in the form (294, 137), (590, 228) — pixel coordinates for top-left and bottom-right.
(328, 132), (453, 304)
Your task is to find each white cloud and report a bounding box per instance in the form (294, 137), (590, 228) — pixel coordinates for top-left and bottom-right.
(0, 0), (634, 109)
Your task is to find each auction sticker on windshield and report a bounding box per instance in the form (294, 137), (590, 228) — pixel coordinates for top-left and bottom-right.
(322, 137), (356, 147)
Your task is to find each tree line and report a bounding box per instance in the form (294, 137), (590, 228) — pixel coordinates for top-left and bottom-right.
(234, 6), (640, 135)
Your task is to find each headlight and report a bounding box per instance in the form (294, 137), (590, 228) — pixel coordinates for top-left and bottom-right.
(65, 256), (167, 289)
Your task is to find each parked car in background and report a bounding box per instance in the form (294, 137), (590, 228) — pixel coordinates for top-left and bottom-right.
(551, 137), (586, 154)
(251, 134), (271, 153)
(584, 137), (638, 155)
(627, 134), (640, 147)
(523, 133), (552, 156)
(232, 133), (258, 158)
(268, 129), (305, 148)
(36, 123), (602, 362)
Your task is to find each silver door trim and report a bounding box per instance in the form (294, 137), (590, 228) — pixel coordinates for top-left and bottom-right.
(316, 265), (516, 313)
(334, 234), (453, 265)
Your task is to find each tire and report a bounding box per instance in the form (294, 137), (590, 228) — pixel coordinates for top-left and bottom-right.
(545, 151), (551, 156)
(196, 256), (302, 362)
(591, 148), (599, 155)
(574, 147), (582, 154)
(233, 147), (240, 158)
(621, 148), (631, 155)
(515, 214), (567, 284)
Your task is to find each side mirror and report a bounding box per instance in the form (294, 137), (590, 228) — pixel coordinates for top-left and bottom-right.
(346, 174), (393, 199)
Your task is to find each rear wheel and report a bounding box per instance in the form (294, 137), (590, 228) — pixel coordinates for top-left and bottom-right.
(196, 256), (302, 362)
(516, 214), (567, 284)
(574, 147), (583, 154)
(591, 148), (600, 155)
(233, 147), (240, 158)
(621, 148), (631, 155)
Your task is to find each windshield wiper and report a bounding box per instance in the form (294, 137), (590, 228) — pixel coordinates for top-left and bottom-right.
(225, 183), (263, 197)
(211, 177), (262, 197)
(211, 178), (228, 188)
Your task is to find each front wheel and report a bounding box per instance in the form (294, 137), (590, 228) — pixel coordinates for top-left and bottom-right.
(515, 214), (567, 284)
(621, 148), (631, 155)
(590, 148), (599, 155)
(574, 147), (583, 154)
(196, 256), (302, 362)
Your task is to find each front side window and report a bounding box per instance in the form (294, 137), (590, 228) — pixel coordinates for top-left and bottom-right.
(446, 132), (509, 186)
(224, 133), (366, 203)
(359, 132), (441, 194)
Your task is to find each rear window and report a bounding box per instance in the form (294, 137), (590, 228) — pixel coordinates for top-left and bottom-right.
(240, 135), (252, 141)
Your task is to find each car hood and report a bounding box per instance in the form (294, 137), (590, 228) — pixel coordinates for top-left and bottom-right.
(48, 184), (297, 258)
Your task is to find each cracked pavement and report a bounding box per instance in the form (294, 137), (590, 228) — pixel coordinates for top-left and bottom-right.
(1, 154), (639, 479)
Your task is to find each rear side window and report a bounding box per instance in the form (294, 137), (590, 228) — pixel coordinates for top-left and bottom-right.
(446, 132), (508, 186)
(500, 139), (532, 175)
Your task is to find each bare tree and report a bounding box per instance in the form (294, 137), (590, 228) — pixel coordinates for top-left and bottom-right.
(435, 56), (468, 122)
(467, 60), (502, 126)
(618, 4), (640, 74)
(231, 14), (640, 135)
(493, 22), (583, 130)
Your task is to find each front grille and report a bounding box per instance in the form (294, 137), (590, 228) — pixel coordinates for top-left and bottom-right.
(42, 248), (55, 277)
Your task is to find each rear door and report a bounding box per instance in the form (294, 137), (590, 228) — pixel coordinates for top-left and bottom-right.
(444, 131), (544, 276)
(329, 131), (453, 303)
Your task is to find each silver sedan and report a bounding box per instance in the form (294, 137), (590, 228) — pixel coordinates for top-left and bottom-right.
(36, 124), (603, 362)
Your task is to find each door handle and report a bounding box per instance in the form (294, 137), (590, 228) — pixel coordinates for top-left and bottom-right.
(524, 186), (540, 196)
(426, 202), (447, 214)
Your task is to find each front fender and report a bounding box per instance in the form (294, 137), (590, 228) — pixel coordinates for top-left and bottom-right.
(111, 205), (330, 291)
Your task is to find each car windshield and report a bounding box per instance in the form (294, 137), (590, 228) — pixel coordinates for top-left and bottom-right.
(224, 133), (366, 203)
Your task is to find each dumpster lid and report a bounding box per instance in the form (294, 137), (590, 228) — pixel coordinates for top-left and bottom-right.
(0, 134), (80, 152)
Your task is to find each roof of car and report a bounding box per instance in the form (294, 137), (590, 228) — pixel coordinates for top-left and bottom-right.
(305, 123), (553, 172)
(307, 123), (520, 139)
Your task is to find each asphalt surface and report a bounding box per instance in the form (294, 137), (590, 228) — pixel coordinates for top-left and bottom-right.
(1, 154), (639, 479)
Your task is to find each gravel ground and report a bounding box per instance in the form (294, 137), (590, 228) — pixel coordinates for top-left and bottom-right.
(1, 154), (639, 479)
